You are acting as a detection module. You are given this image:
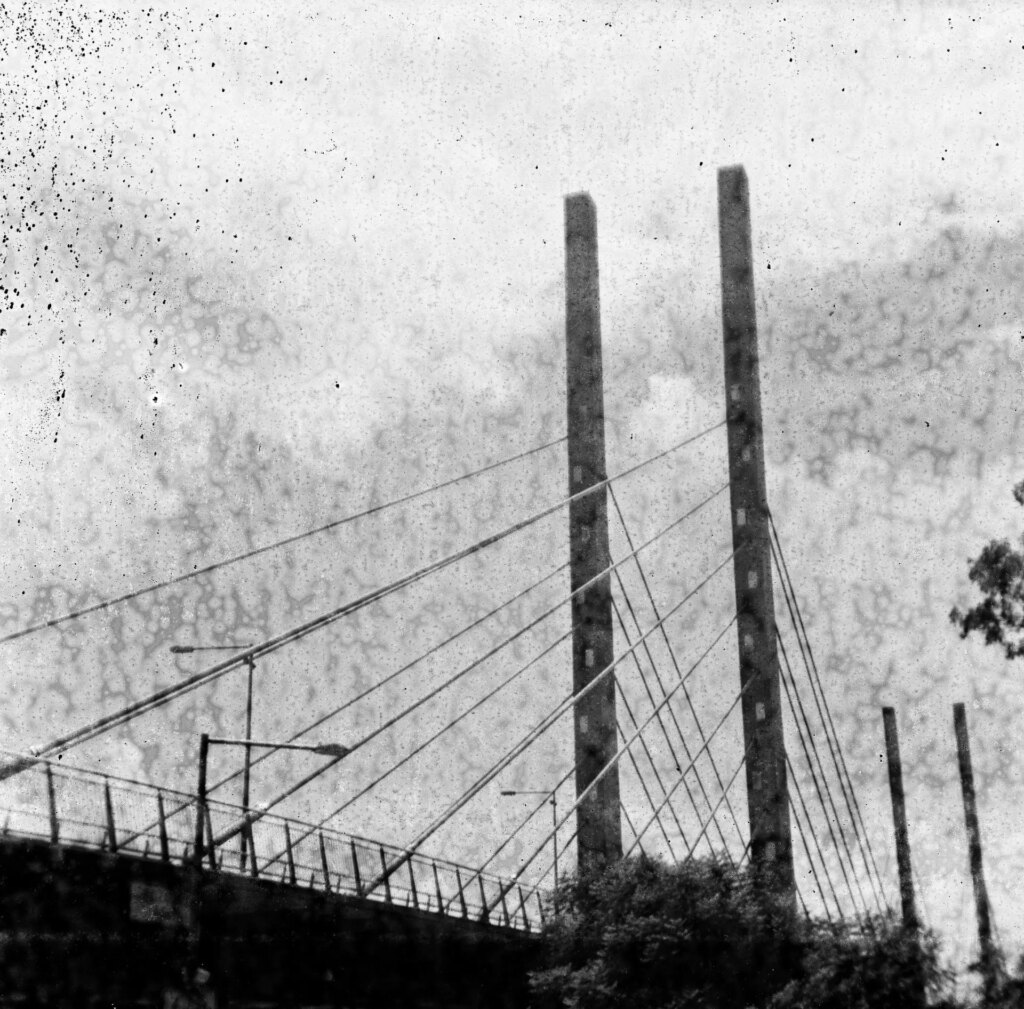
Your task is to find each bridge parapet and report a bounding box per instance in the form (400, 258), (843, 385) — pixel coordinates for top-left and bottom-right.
(0, 751), (545, 932)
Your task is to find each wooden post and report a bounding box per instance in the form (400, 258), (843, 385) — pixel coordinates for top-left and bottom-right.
(565, 192), (621, 873)
(881, 707), (918, 929)
(953, 703), (998, 998)
(718, 165), (793, 897)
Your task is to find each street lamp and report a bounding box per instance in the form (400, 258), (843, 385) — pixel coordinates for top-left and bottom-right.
(500, 787), (560, 893)
(193, 733), (350, 870)
(170, 643), (255, 869)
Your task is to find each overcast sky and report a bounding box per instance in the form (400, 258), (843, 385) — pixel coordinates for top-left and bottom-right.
(2, 0), (1024, 971)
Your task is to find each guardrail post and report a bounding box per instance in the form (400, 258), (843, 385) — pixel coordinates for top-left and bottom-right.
(454, 868), (469, 918)
(536, 892), (545, 925)
(500, 887), (511, 927)
(193, 733), (209, 869)
(518, 886), (530, 930)
(284, 822), (297, 885)
(432, 862), (444, 915)
(103, 778), (118, 853)
(378, 846), (393, 903)
(407, 861), (419, 909)
(204, 806), (217, 870)
(477, 875), (489, 924)
(45, 764), (59, 845)
(156, 791), (170, 863)
(350, 840), (363, 896)
(247, 829), (259, 879)
(319, 832), (332, 893)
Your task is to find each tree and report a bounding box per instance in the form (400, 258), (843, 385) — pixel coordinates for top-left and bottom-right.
(529, 855), (803, 1009)
(530, 855), (955, 1009)
(950, 480), (1024, 659)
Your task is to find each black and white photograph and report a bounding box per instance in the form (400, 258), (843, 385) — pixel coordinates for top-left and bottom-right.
(1, 3), (1022, 1006)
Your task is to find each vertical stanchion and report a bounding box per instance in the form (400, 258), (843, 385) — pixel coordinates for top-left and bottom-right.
(953, 702), (998, 999)
(103, 779), (118, 853)
(156, 791), (170, 863)
(284, 822), (297, 885)
(379, 847), (392, 903)
(454, 868), (468, 918)
(408, 861), (419, 910)
(717, 164), (793, 898)
(565, 192), (621, 874)
(350, 840), (363, 896)
(319, 832), (332, 893)
(240, 656), (255, 872)
(45, 764), (59, 845)
(478, 875), (489, 924)
(193, 734), (209, 870)
(432, 862), (444, 915)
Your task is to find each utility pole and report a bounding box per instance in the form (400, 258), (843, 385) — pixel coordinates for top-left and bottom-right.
(882, 706), (925, 1009)
(953, 702), (998, 999)
(565, 192), (621, 872)
(881, 707), (918, 930)
(717, 165), (794, 897)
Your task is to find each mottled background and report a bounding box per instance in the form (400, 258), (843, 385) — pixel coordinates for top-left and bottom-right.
(2, 0), (1023, 977)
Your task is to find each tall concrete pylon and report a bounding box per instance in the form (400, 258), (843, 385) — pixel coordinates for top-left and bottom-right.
(564, 192), (621, 873)
(717, 165), (794, 896)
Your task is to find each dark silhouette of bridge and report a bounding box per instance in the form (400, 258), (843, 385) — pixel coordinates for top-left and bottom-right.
(0, 168), (896, 1006)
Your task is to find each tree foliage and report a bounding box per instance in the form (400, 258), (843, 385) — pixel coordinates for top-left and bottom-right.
(950, 480), (1024, 660)
(529, 855), (953, 1009)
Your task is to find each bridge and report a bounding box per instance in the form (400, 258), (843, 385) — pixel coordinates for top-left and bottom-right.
(0, 167), (899, 1006)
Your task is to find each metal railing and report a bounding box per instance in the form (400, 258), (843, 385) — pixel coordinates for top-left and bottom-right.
(0, 752), (545, 933)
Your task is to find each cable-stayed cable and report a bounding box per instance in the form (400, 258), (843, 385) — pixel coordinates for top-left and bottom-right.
(622, 676), (749, 861)
(612, 578), (736, 859)
(116, 560), (571, 848)
(612, 600), (702, 853)
(210, 501), (733, 849)
(680, 742), (750, 864)
(482, 619), (742, 916)
(609, 486), (747, 854)
(615, 680), (688, 854)
(788, 788), (834, 925)
(769, 525), (885, 912)
(12, 426), (728, 768)
(358, 566), (738, 902)
(777, 634), (867, 921)
(767, 511), (888, 907)
(787, 755), (843, 923)
(0, 437), (569, 647)
(254, 624), (575, 869)
(621, 803), (649, 859)
(616, 712), (681, 858)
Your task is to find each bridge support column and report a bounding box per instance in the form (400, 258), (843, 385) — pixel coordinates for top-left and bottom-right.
(565, 192), (621, 873)
(717, 166), (794, 897)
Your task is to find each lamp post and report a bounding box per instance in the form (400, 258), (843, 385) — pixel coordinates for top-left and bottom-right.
(193, 733), (350, 871)
(170, 643), (255, 868)
(500, 787), (559, 893)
